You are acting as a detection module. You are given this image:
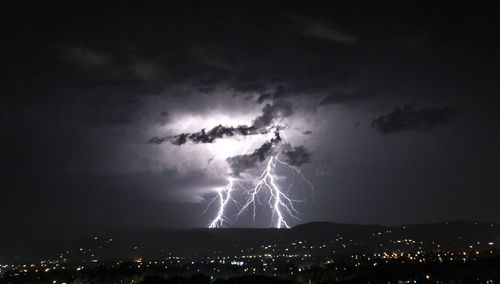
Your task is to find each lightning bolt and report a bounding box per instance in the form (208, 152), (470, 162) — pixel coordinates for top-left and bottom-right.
(275, 157), (314, 194)
(237, 155), (301, 228)
(207, 129), (313, 229)
(208, 177), (235, 228)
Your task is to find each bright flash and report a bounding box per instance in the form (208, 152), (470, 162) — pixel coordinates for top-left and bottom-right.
(207, 141), (313, 229)
(208, 178), (235, 228)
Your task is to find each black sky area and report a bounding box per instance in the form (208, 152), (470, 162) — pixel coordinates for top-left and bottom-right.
(1, 0), (499, 245)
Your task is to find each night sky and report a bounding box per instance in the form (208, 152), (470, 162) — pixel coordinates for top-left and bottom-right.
(1, 1), (499, 242)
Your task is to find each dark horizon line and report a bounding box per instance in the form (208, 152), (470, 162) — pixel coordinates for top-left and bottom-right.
(125, 219), (498, 232)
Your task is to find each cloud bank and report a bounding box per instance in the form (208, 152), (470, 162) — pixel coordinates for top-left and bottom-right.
(371, 105), (456, 134)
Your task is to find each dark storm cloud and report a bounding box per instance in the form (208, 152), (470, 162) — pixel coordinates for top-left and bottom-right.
(282, 145), (312, 166)
(2, 2), (360, 111)
(148, 125), (261, 145)
(159, 111), (169, 126)
(149, 100), (293, 145)
(59, 43), (170, 88)
(184, 125), (260, 144)
(319, 91), (351, 105)
(319, 89), (376, 106)
(61, 45), (112, 67)
(288, 15), (359, 45)
(227, 131), (282, 176)
(371, 105), (457, 134)
(256, 93), (271, 104)
(171, 133), (189, 145)
(255, 85), (290, 104)
(252, 100), (294, 129)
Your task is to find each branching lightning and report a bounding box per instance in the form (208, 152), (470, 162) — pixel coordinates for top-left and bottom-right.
(238, 155), (301, 228)
(207, 130), (313, 229)
(208, 178), (235, 228)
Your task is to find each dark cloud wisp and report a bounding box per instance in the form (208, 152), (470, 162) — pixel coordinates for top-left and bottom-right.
(227, 131), (282, 176)
(282, 145), (312, 166)
(149, 125), (261, 145)
(252, 100), (294, 129)
(149, 100), (294, 145)
(371, 105), (456, 134)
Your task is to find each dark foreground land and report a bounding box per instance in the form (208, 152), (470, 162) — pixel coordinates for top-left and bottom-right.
(1, 222), (499, 283)
(2, 258), (500, 283)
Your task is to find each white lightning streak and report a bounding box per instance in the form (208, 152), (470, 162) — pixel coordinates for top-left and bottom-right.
(275, 157), (314, 193)
(208, 177), (235, 228)
(237, 155), (302, 228)
(207, 129), (313, 229)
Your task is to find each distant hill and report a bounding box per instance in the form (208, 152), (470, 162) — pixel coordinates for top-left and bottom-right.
(2, 221), (499, 263)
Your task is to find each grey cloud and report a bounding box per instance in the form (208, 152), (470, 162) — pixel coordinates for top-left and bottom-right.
(54, 14), (355, 108)
(197, 86), (216, 94)
(227, 131), (282, 176)
(159, 111), (169, 126)
(189, 46), (234, 71)
(188, 125), (259, 144)
(319, 91), (352, 105)
(61, 44), (169, 85)
(256, 93), (271, 104)
(150, 100), (294, 145)
(149, 125), (261, 145)
(252, 100), (294, 129)
(319, 88), (377, 106)
(8, 5), (358, 110)
(256, 85), (289, 104)
(290, 15), (358, 45)
(61, 45), (112, 67)
(273, 85), (288, 100)
(371, 105), (456, 134)
(282, 145), (311, 166)
(130, 61), (165, 82)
